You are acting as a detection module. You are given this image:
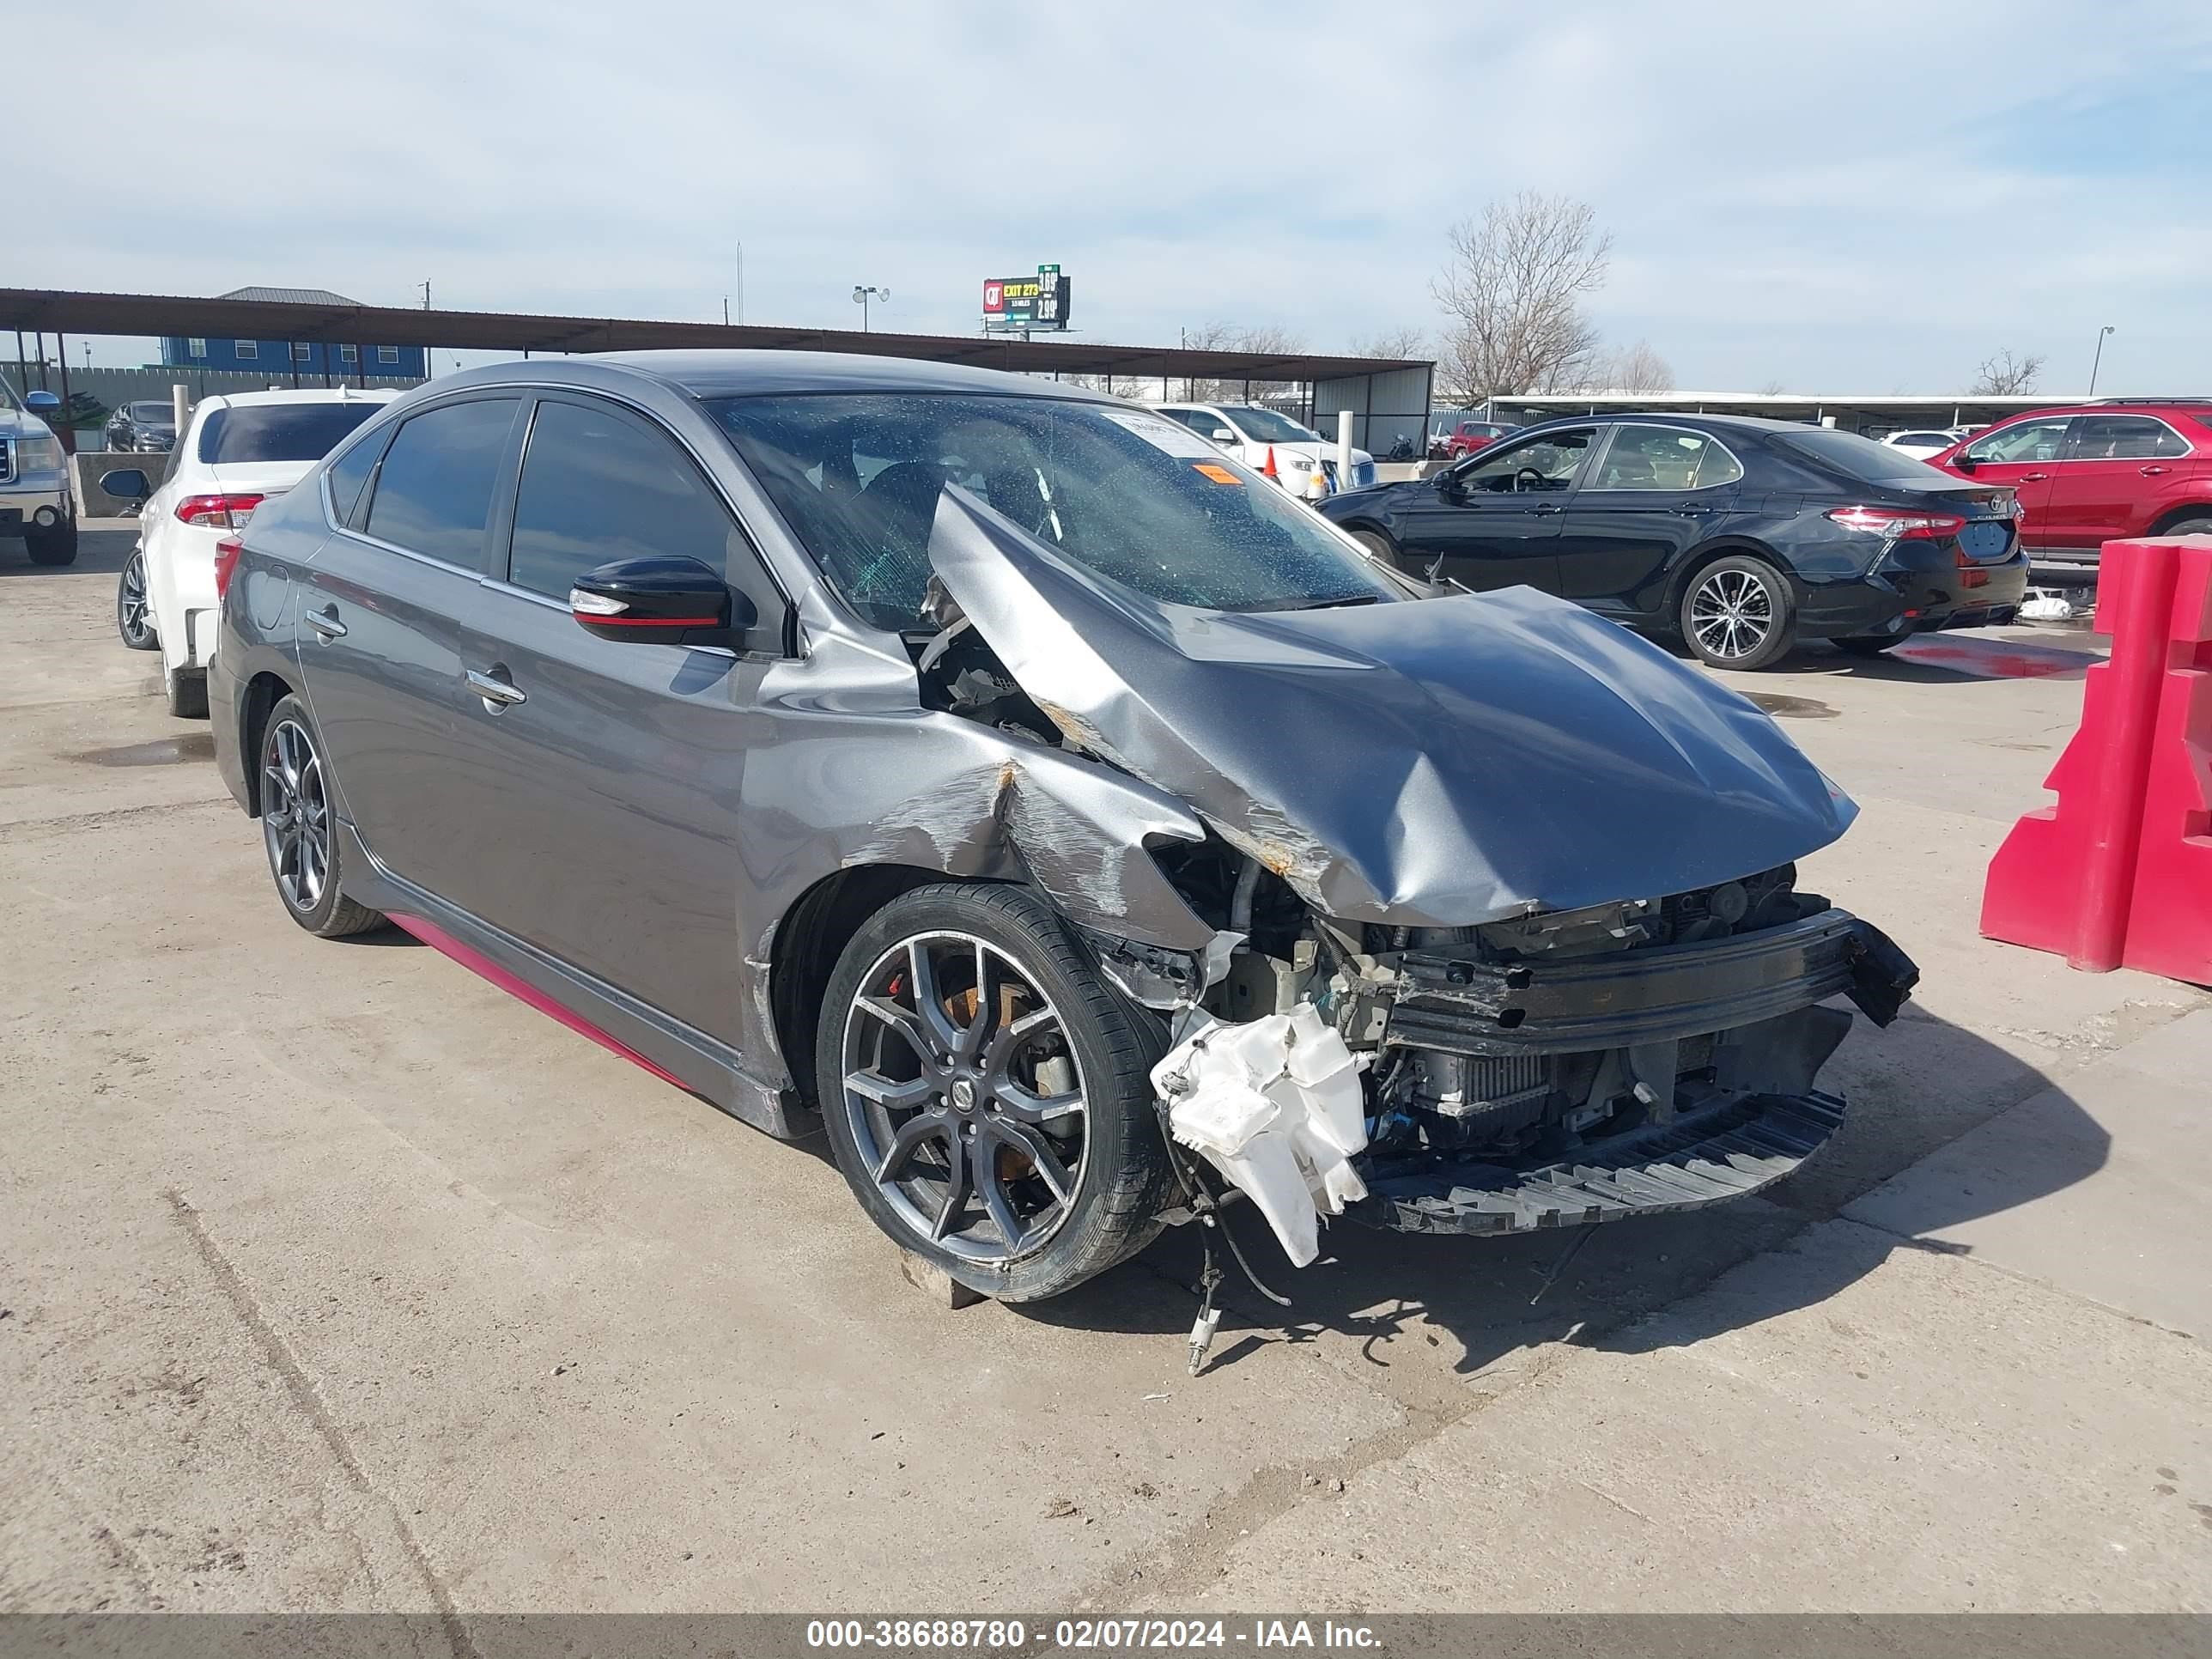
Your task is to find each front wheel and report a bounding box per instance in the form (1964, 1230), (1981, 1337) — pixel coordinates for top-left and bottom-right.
(1680, 556), (1796, 671)
(258, 694), (386, 938)
(24, 518), (77, 567)
(117, 551), (159, 649)
(817, 884), (1174, 1303)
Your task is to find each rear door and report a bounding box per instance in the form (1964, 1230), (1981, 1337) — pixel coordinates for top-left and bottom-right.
(1553, 423), (1744, 616)
(428, 392), (791, 1042)
(1389, 426), (1595, 592)
(294, 394), (526, 902)
(1953, 416), (2069, 546)
(2045, 413), (2193, 546)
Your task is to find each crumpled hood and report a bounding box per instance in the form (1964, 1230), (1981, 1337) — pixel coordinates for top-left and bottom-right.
(927, 489), (1856, 927)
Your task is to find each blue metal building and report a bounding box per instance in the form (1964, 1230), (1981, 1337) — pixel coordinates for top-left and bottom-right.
(158, 287), (427, 380)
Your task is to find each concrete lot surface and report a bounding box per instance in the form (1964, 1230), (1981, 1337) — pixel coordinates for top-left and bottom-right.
(2, 528), (2206, 1614)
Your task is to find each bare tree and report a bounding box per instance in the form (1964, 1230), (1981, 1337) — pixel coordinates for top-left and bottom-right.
(1577, 338), (1674, 393)
(1971, 348), (2045, 396)
(1431, 191), (1613, 401)
(1756, 378), (1787, 396)
(1348, 325), (1430, 363)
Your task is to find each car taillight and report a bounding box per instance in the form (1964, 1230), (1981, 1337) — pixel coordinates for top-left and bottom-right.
(213, 535), (243, 601)
(174, 493), (265, 528)
(1826, 505), (1968, 539)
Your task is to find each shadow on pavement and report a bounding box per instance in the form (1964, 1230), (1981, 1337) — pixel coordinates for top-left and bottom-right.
(1024, 1006), (2106, 1380)
(0, 522), (135, 578)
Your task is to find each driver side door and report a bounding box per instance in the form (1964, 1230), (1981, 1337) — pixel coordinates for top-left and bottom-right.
(1386, 426), (1596, 592)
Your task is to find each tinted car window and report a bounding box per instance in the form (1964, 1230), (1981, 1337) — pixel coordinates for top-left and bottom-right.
(2072, 416), (2190, 460)
(507, 399), (740, 600)
(1962, 418), (2069, 465)
(1459, 428), (1595, 493)
(198, 402), (386, 465)
(362, 398), (518, 566)
(1778, 428), (1947, 482)
(1223, 407), (1320, 444)
(324, 427), (386, 526)
(710, 393), (1394, 631)
(1589, 426), (1742, 490)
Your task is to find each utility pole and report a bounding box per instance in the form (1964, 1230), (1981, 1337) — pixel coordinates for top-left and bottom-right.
(735, 240), (745, 325)
(2088, 325), (2115, 397)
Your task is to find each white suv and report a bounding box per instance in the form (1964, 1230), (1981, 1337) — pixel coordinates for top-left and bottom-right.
(0, 376), (77, 565)
(1154, 402), (1376, 500)
(104, 388), (397, 716)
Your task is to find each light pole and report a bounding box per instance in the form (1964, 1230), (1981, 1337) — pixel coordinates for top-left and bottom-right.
(2088, 325), (2115, 396)
(852, 285), (888, 332)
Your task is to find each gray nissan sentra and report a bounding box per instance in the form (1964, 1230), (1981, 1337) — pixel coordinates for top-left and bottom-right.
(208, 350), (1917, 1316)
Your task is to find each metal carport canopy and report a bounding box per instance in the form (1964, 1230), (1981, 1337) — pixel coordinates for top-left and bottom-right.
(0, 287), (1423, 386)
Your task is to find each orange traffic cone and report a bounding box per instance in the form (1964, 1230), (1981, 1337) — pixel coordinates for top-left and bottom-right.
(1261, 446), (1279, 481)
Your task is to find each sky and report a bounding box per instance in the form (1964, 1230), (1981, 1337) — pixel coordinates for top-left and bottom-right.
(15, 0), (2212, 394)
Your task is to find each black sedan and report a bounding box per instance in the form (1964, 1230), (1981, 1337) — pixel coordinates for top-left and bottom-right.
(1318, 414), (2028, 670)
(103, 400), (177, 453)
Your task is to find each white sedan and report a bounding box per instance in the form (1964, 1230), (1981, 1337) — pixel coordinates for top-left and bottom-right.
(1153, 402), (1376, 500)
(1881, 428), (1963, 462)
(106, 388), (397, 716)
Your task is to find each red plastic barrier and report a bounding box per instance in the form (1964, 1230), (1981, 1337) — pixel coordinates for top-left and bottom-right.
(1981, 538), (2212, 982)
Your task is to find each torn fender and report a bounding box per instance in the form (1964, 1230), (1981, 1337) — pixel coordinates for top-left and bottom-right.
(927, 489), (1858, 927)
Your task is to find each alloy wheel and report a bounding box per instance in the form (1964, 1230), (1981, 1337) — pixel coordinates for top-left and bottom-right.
(262, 718), (332, 913)
(118, 554), (154, 647)
(840, 932), (1090, 1264)
(1690, 568), (1774, 661)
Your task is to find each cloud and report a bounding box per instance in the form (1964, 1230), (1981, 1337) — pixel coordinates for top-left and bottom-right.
(16, 0), (2212, 390)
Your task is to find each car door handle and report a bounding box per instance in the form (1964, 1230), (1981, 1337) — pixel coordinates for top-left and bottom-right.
(305, 607), (346, 641)
(465, 667), (526, 709)
(1528, 502), (1565, 514)
(1674, 504), (1717, 516)
(2018, 471), (2049, 482)
(2141, 465), (2172, 477)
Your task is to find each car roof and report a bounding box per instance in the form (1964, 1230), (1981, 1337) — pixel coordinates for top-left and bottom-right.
(1506, 410), (1818, 439)
(578, 349), (1121, 404)
(194, 387), (404, 412)
(1984, 400), (2212, 422)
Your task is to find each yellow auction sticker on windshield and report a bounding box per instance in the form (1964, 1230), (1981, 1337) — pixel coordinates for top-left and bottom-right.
(1192, 462), (1242, 484)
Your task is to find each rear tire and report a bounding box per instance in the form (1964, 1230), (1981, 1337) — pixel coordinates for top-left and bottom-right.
(258, 694), (385, 939)
(817, 883), (1174, 1303)
(117, 551), (159, 649)
(24, 518), (77, 567)
(166, 669), (209, 720)
(1832, 635), (1901, 658)
(2156, 514), (2212, 538)
(1680, 555), (1796, 671)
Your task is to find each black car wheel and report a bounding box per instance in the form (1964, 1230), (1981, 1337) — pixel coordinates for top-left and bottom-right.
(1832, 635), (1901, 657)
(23, 518), (77, 567)
(817, 883), (1174, 1303)
(117, 551), (159, 649)
(259, 694), (385, 939)
(1681, 556), (1795, 671)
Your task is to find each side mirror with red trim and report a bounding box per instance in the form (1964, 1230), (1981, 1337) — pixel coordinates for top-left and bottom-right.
(568, 556), (754, 648)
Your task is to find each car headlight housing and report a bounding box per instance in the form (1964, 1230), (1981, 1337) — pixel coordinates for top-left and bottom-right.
(17, 434), (63, 471)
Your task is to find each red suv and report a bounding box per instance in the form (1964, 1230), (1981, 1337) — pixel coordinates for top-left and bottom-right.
(1433, 420), (1517, 459)
(1924, 401), (2212, 571)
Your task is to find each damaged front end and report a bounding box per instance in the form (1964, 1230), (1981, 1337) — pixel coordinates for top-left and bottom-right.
(920, 486), (1920, 1270)
(1143, 854), (1916, 1266)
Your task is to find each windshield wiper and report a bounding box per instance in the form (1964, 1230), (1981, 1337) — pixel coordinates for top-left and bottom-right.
(1261, 592), (1386, 612)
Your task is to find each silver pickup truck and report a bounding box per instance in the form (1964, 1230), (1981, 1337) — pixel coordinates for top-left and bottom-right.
(1, 376), (77, 565)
